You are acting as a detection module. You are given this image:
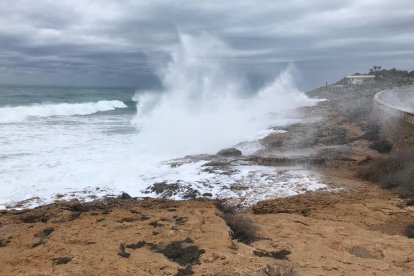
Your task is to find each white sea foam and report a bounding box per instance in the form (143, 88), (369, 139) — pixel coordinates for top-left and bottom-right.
(0, 100), (127, 123)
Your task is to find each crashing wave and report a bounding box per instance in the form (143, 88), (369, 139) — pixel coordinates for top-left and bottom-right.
(0, 100), (127, 123)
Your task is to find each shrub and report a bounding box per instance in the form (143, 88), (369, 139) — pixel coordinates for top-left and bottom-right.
(358, 150), (414, 193)
(222, 213), (259, 244)
(215, 201), (259, 244)
(405, 224), (414, 238)
(215, 201), (237, 215)
(369, 139), (392, 153)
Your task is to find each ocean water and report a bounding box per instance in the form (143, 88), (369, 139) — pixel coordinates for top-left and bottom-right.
(0, 33), (326, 208)
(0, 85), (144, 206)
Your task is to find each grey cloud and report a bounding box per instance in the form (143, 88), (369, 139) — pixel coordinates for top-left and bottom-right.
(0, 0), (413, 89)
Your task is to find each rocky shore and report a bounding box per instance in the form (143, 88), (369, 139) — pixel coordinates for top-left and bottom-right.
(1, 71), (414, 275)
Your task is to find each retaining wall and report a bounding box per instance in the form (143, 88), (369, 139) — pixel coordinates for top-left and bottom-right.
(373, 90), (414, 125)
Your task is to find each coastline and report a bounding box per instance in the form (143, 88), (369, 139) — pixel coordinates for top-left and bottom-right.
(1, 80), (414, 275)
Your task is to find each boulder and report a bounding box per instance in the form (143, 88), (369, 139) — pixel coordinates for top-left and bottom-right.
(216, 148), (242, 157)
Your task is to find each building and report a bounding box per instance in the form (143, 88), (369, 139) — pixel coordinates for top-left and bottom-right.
(345, 75), (375, 85)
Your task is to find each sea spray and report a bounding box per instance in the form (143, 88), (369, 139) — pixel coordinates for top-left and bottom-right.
(0, 33), (325, 209)
(133, 33), (319, 155)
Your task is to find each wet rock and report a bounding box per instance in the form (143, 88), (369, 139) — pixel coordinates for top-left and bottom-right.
(248, 156), (294, 166)
(202, 193), (212, 197)
(145, 182), (180, 197)
(144, 182), (200, 199)
(181, 189), (199, 200)
(217, 148), (242, 157)
(202, 160), (230, 167)
(118, 243), (130, 258)
(54, 257), (72, 265)
(230, 183), (248, 191)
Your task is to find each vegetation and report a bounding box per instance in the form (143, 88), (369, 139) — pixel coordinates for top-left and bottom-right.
(358, 150), (414, 194)
(406, 224), (414, 239)
(215, 201), (259, 244)
(368, 139), (393, 153)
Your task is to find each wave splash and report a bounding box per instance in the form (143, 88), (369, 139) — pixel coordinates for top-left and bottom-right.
(0, 100), (127, 123)
(133, 33), (319, 155)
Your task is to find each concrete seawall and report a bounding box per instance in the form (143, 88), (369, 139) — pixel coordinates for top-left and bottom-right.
(373, 87), (414, 125)
(373, 86), (414, 149)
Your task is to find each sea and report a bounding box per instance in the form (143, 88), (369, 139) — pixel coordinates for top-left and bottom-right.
(0, 34), (327, 209)
(0, 85), (145, 208)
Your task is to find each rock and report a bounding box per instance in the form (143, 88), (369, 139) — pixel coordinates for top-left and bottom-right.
(202, 160), (230, 167)
(0, 239), (10, 247)
(118, 243), (130, 258)
(126, 241), (146, 249)
(253, 249), (291, 260)
(149, 221), (164, 228)
(54, 257), (72, 265)
(20, 210), (49, 223)
(144, 182), (200, 199)
(32, 227), (55, 248)
(119, 192), (132, 200)
(182, 189), (199, 199)
(216, 148), (242, 157)
(230, 183), (248, 191)
(176, 266), (194, 276)
(35, 227), (54, 239)
(349, 246), (383, 259)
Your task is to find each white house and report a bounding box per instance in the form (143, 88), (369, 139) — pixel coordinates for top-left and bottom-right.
(345, 75), (375, 85)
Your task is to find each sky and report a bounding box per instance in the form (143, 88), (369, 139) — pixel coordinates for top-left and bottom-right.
(0, 0), (413, 90)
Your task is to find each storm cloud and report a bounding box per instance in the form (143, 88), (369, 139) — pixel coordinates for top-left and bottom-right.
(0, 0), (413, 89)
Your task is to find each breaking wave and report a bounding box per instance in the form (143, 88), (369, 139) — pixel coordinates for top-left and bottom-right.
(0, 100), (127, 123)
(133, 33), (319, 155)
